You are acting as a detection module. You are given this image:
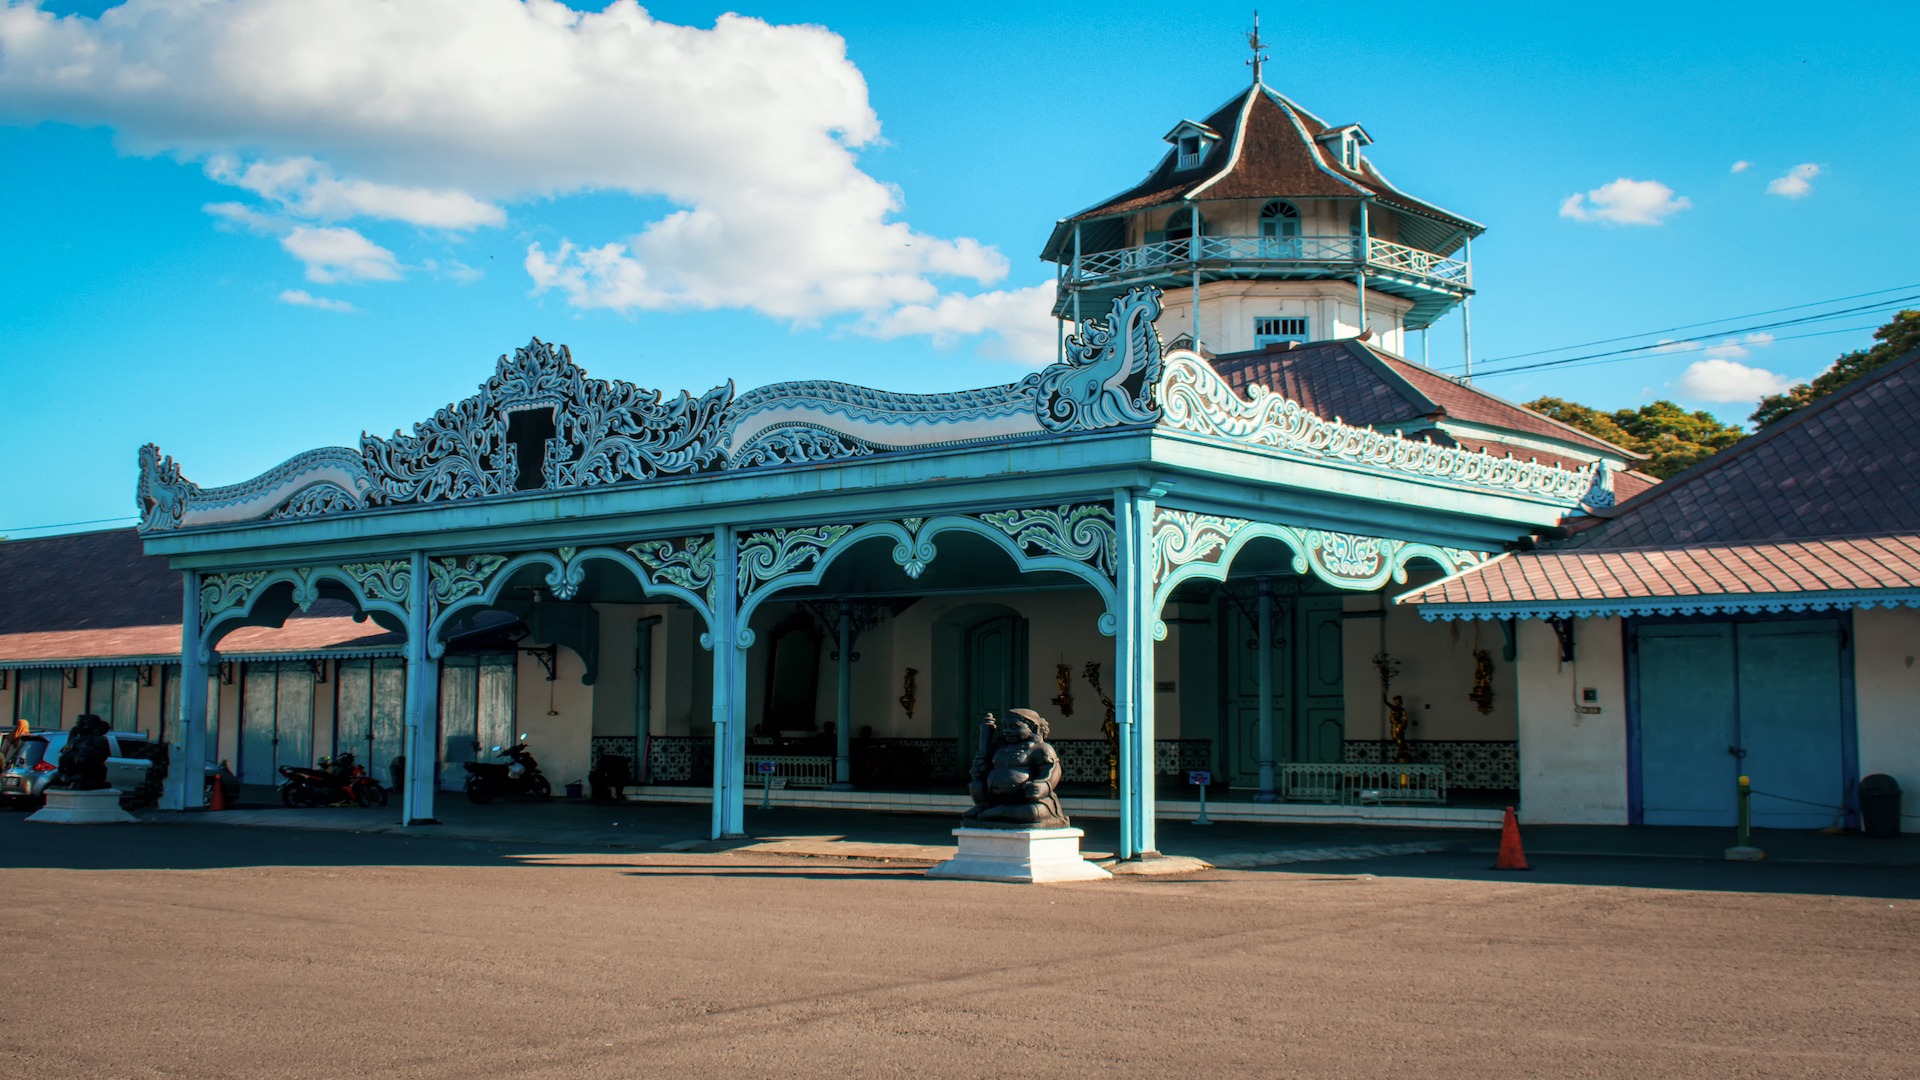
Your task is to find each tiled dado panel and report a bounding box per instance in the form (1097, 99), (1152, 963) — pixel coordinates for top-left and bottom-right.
(603, 735), (1216, 787)
(1343, 739), (1518, 790)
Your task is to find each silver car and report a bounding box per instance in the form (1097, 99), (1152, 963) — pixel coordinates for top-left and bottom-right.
(2, 730), (238, 809)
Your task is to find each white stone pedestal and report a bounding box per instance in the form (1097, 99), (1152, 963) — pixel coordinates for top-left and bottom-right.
(26, 788), (138, 825)
(926, 827), (1112, 884)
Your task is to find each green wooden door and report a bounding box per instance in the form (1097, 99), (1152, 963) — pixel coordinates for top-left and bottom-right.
(961, 615), (1027, 754)
(1223, 590), (1345, 786)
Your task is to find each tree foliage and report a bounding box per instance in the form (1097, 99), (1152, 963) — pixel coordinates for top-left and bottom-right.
(1749, 309), (1920, 427)
(1526, 397), (1745, 479)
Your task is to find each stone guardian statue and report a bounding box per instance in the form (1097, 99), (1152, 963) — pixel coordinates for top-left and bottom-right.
(962, 708), (1069, 829)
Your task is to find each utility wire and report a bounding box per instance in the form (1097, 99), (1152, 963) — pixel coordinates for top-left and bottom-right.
(1476, 282), (1920, 364)
(1460, 296), (1919, 379)
(0, 514), (138, 534)
(1471, 322), (1887, 380)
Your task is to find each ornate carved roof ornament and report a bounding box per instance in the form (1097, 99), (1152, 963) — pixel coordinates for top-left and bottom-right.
(133, 287), (1591, 534)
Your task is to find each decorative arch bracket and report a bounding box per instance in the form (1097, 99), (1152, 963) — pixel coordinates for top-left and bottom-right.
(1150, 508), (1490, 635)
(197, 560), (414, 662)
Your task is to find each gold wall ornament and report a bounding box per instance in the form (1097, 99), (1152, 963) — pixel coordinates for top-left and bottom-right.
(898, 667), (917, 720)
(1051, 663), (1074, 716)
(1468, 648), (1495, 715)
(1083, 661), (1119, 794)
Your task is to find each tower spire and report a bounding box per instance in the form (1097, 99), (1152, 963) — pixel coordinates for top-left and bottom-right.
(1247, 11), (1268, 85)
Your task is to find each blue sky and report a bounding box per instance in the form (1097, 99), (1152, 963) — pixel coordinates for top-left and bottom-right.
(4, 0), (1918, 537)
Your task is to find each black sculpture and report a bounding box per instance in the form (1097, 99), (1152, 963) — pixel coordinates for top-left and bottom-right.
(54, 714), (112, 791)
(962, 708), (1069, 829)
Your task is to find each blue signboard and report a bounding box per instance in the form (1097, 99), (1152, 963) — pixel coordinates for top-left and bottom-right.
(756, 761), (777, 775)
(1187, 770), (1211, 786)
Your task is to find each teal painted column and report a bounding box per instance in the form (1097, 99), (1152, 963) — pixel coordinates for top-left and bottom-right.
(161, 569), (208, 810)
(831, 601), (853, 790)
(1254, 578), (1279, 802)
(634, 615), (660, 779)
(710, 528), (746, 838)
(1113, 488), (1158, 858)
(401, 549), (440, 825)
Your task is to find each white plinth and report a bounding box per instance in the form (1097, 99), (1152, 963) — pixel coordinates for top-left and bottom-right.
(26, 788), (138, 825)
(926, 826), (1112, 884)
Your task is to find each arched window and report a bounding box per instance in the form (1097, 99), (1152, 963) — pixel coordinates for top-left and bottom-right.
(1260, 200), (1302, 258)
(1164, 206), (1204, 244)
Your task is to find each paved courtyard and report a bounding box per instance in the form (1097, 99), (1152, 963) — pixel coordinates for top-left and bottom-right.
(5, 811), (1916, 1078)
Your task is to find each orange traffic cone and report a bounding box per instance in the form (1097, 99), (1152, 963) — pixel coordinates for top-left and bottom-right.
(1492, 806), (1529, 870)
(207, 778), (228, 812)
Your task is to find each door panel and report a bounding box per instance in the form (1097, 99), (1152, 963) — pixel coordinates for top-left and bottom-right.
(1637, 624), (1738, 825)
(477, 655), (517, 759)
(1737, 621), (1845, 829)
(1297, 599), (1344, 763)
(275, 664), (315, 771)
(371, 659), (407, 784)
(961, 616), (1026, 754)
(240, 666), (279, 785)
(439, 658), (480, 791)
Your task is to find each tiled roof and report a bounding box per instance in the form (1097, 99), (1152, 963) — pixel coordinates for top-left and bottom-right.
(1401, 536), (1920, 612)
(1400, 350), (1920, 613)
(1207, 340), (1638, 458)
(1566, 351), (1920, 547)
(1054, 85), (1480, 239)
(0, 529), (401, 665)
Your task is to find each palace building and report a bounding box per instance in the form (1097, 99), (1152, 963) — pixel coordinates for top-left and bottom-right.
(11, 61), (1906, 846)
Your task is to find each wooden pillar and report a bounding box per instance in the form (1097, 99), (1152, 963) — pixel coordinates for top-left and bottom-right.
(634, 615), (660, 781)
(161, 569), (208, 810)
(1113, 488), (1158, 859)
(401, 549), (440, 825)
(831, 601), (853, 790)
(1255, 577), (1279, 802)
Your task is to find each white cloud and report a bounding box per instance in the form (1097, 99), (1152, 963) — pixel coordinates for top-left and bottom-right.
(1730, 160), (1752, 173)
(1767, 163), (1820, 199)
(1559, 178), (1692, 226)
(278, 288), (358, 313)
(1677, 358), (1792, 402)
(207, 156), (503, 229)
(0, 0), (1015, 338)
(281, 226), (400, 283)
(858, 283), (1059, 364)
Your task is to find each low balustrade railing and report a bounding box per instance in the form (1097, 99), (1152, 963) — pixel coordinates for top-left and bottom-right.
(744, 754), (835, 788)
(1279, 762), (1446, 804)
(1071, 234), (1467, 287)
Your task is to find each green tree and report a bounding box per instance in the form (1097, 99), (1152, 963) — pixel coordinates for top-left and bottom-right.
(1526, 397), (1745, 480)
(1749, 309), (1920, 427)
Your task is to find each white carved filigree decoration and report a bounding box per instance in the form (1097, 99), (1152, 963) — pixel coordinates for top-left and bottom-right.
(136, 290), (1171, 533)
(200, 571), (269, 626)
(631, 536), (717, 605)
(978, 504), (1118, 581)
(738, 526), (854, 599)
(428, 555), (510, 612)
(341, 561), (413, 608)
(1157, 353), (1597, 503)
(1152, 508), (1489, 602)
(1030, 287), (1163, 430)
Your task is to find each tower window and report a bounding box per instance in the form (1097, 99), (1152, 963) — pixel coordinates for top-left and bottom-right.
(1341, 135), (1359, 169)
(1254, 317), (1308, 348)
(1177, 135), (1204, 169)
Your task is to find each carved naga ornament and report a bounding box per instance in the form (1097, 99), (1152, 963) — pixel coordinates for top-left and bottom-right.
(134, 292), (1169, 533)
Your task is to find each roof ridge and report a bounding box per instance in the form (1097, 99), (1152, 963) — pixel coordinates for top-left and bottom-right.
(1366, 349), (1641, 457)
(1345, 341), (1441, 417)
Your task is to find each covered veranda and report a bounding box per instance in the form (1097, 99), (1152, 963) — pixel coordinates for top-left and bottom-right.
(137, 289), (1599, 859)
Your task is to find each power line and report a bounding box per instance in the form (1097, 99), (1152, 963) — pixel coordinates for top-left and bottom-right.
(1476, 282), (1920, 365)
(1470, 322), (1888, 380)
(1461, 296), (1918, 379)
(0, 514), (138, 534)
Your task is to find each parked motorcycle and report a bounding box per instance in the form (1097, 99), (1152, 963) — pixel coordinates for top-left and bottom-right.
(279, 751), (388, 808)
(463, 737), (551, 804)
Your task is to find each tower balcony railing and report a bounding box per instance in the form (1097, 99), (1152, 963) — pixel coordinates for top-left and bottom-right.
(1070, 234), (1469, 289)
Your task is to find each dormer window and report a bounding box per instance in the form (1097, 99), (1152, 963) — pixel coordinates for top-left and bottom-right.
(1163, 120), (1220, 171)
(1317, 124), (1372, 173)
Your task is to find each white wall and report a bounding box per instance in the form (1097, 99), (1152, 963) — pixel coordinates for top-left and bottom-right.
(1853, 607), (1920, 830)
(1155, 280), (1412, 357)
(1345, 591), (1519, 743)
(1512, 616), (1628, 825)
